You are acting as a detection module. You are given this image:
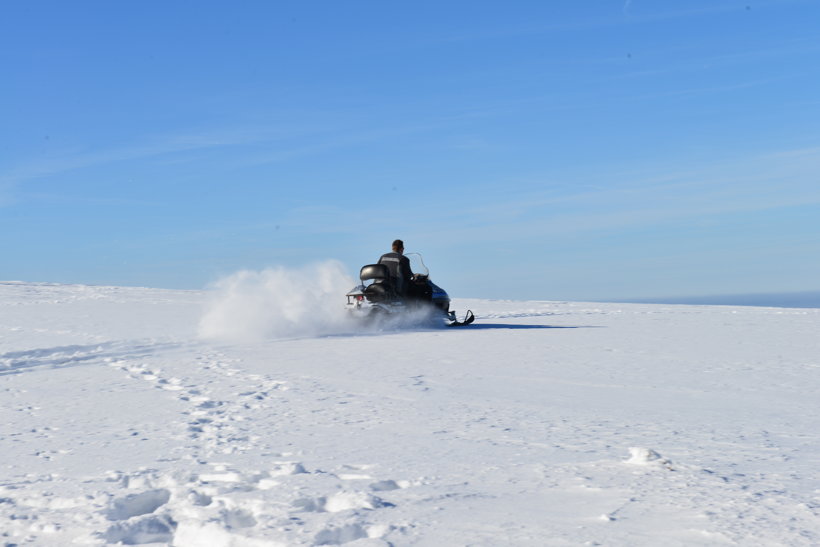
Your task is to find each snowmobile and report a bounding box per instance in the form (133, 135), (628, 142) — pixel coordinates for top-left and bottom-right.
(345, 253), (474, 327)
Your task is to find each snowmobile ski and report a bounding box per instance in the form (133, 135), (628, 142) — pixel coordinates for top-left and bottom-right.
(447, 309), (475, 327)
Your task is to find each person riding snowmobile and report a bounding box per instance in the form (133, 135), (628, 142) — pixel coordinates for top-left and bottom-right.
(346, 241), (474, 326)
(378, 239), (413, 297)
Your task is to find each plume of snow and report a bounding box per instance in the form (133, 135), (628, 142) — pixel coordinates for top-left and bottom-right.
(198, 260), (358, 342)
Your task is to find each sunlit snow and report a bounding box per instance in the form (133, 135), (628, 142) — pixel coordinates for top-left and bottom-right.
(2, 278), (819, 546)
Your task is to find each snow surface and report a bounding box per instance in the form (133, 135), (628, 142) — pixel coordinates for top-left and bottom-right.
(2, 276), (820, 546)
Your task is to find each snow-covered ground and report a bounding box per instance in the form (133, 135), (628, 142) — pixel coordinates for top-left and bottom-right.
(2, 278), (820, 546)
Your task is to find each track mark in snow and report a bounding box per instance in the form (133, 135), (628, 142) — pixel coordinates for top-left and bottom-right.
(104, 513), (176, 545)
(94, 462), (403, 545)
(0, 340), (182, 375)
(106, 489), (171, 520)
(313, 523), (368, 545)
(293, 491), (391, 513)
(4, 333), (405, 545)
(221, 507), (258, 528)
(335, 463), (374, 480)
(270, 461), (308, 476)
(370, 479), (408, 492)
(624, 447), (673, 468)
(409, 375), (430, 392)
(108, 348), (290, 459)
(314, 522), (393, 545)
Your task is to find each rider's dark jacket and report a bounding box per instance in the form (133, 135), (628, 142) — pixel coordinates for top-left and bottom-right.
(378, 252), (413, 296)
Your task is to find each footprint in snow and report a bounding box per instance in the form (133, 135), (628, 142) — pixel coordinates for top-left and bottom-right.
(103, 514), (176, 545)
(370, 479), (409, 492)
(624, 447), (673, 469)
(293, 491), (391, 513)
(314, 523), (393, 545)
(106, 489), (171, 521)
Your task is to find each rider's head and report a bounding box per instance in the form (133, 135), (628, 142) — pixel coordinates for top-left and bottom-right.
(392, 239), (404, 254)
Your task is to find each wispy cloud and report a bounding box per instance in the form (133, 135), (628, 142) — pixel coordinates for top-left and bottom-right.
(357, 145), (820, 245)
(764, 145), (820, 159)
(232, 115), (470, 169)
(0, 125), (308, 201)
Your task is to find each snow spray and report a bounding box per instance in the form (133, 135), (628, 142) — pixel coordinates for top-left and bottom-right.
(198, 260), (358, 342)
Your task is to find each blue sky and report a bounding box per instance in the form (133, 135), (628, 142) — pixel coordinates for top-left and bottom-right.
(2, 0), (819, 301)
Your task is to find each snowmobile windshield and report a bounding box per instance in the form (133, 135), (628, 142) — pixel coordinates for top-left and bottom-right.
(404, 253), (429, 277)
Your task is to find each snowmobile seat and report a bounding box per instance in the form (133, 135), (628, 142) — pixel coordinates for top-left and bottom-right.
(359, 264), (396, 303)
(360, 264), (390, 282)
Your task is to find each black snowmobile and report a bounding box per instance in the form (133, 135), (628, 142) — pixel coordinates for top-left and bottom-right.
(345, 253), (474, 327)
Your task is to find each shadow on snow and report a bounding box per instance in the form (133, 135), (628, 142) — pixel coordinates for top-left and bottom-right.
(462, 323), (602, 330)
